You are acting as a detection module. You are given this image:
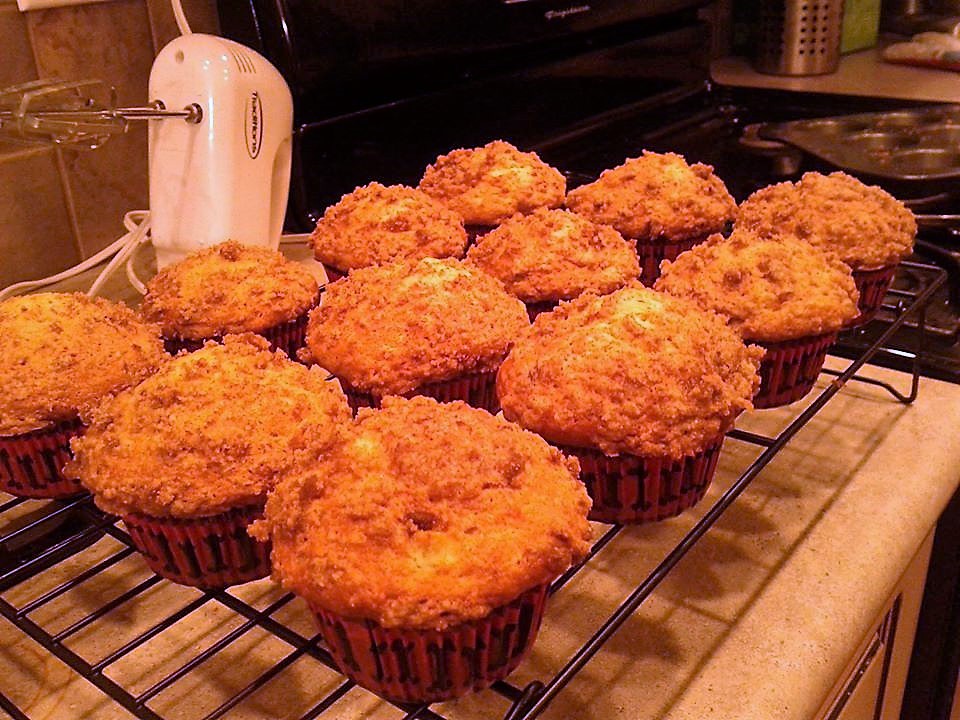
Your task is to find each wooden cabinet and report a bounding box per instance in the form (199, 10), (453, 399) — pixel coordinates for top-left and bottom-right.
(815, 531), (934, 720)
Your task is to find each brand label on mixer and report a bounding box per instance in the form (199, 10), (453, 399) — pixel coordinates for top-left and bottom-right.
(245, 91), (263, 159)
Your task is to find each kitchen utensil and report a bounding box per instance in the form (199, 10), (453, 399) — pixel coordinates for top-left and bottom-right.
(754, 105), (960, 180)
(148, 33), (293, 268)
(754, 0), (844, 76)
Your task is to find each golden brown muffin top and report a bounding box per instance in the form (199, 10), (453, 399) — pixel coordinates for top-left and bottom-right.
(465, 208), (641, 303)
(66, 334), (350, 519)
(305, 258), (529, 396)
(655, 230), (860, 342)
(418, 140), (566, 226)
(564, 151), (738, 241)
(140, 241), (319, 340)
(0, 293), (165, 436)
(736, 172), (916, 269)
(250, 396), (592, 630)
(498, 284), (763, 458)
(310, 182), (468, 271)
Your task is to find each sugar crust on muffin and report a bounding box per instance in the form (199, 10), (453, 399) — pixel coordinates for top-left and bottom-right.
(656, 230), (860, 342)
(250, 396), (592, 630)
(0, 293), (165, 436)
(66, 334), (350, 518)
(564, 151), (737, 241)
(306, 258), (529, 396)
(465, 208), (640, 302)
(736, 171), (916, 269)
(140, 241), (319, 340)
(310, 182), (468, 272)
(497, 284), (763, 458)
(418, 140), (566, 226)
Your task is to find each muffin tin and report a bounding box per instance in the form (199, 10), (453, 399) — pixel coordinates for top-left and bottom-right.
(757, 105), (960, 181)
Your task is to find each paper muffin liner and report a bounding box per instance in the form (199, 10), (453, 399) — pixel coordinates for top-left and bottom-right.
(848, 264), (898, 327)
(524, 299), (560, 322)
(636, 233), (711, 284)
(754, 332), (837, 409)
(342, 370), (500, 414)
(558, 436), (724, 524)
(310, 582), (549, 703)
(322, 263), (347, 284)
(0, 417), (86, 499)
(122, 503), (270, 588)
(162, 309), (312, 360)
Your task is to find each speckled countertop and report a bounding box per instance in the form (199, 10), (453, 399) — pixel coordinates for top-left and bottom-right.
(2, 246), (959, 720)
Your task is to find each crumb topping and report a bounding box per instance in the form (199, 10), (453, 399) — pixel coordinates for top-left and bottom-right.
(306, 258), (529, 395)
(250, 396), (592, 629)
(465, 208), (640, 302)
(564, 151), (737, 241)
(736, 172), (916, 269)
(66, 334), (350, 518)
(656, 230), (860, 342)
(0, 293), (165, 436)
(140, 241), (319, 340)
(418, 140), (566, 225)
(497, 284), (763, 458)
(310, 182), (468, 271)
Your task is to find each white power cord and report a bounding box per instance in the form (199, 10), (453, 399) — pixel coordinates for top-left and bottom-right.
(170, 0), (192, 35)
(87, 212), (152, 298)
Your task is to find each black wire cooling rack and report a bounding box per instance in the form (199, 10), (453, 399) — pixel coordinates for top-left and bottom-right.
(0, 260), (946, 720)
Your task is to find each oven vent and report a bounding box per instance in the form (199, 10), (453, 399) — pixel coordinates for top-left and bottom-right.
(754, 0), (843, 76)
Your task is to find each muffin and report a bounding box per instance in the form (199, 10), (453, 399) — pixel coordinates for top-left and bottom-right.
(418, 140), (566, 237)
(250, 396), (592, 702)
(140, 240), (319, 357)
(497, 284), (763, 524)
(0, 293), (165, 499)
(465, 208), (641, 319)
(736, 171), (917, 325)
(305, 257), (529, 412)
(565, 151), (738, 283)
(310, 182), (468, 282)
(656, 230), (860, 409)
(65, 334), (350, 588)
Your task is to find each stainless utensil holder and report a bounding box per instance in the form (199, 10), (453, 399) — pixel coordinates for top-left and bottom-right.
(754, 0), (844, 76)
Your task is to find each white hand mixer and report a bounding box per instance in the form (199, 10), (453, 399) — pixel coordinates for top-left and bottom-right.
(0, 1), (294, 300)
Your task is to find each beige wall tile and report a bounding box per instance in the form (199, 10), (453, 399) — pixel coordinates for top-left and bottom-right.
(27, 0), (153, 258)
(0, 5), (37, 87)
(0, 149), (80, 287)
(145, 0), (219, 54)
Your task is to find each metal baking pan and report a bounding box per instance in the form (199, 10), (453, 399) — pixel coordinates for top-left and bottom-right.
(757, 105), (960, 181)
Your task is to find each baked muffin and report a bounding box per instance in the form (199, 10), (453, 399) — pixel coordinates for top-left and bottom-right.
(0, 293), (165, 498)
(565, 151), (738, 283)
(310, 182), (468, 282)
(737, 171), (916, 325)
(250, 396), (591, 702)
(140, 240), (319, 357)
(497, 284), (763, 524)
(66, 334), (350, 588)
(465, 208), (641, 319)
(305, 257), (529, 412)
(656, 230), (859, 408)
(418, 140), (566, 235)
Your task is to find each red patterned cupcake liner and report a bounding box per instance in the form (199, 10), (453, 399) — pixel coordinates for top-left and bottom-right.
(559, 436), (724, 524)
(524, 299), (559, 322)
(322, 263), (347, 284)
(341, 370), (500, 414)
(310, 583), (549, 703)
(0, 417), (86, 499)
(848, 264), (898, 327)
(636, 233), (710, 285)
(123, 504), (271, 588)
(754, 332), (837, 409)
(163, 309), (312, 360)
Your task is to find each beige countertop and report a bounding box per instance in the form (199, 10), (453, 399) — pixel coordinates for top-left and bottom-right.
(2, 248), (959, 719)
(712, 46), (960, 103)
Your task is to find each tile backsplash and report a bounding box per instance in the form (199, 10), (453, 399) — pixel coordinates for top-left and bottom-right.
(0, 0), (218, 287)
